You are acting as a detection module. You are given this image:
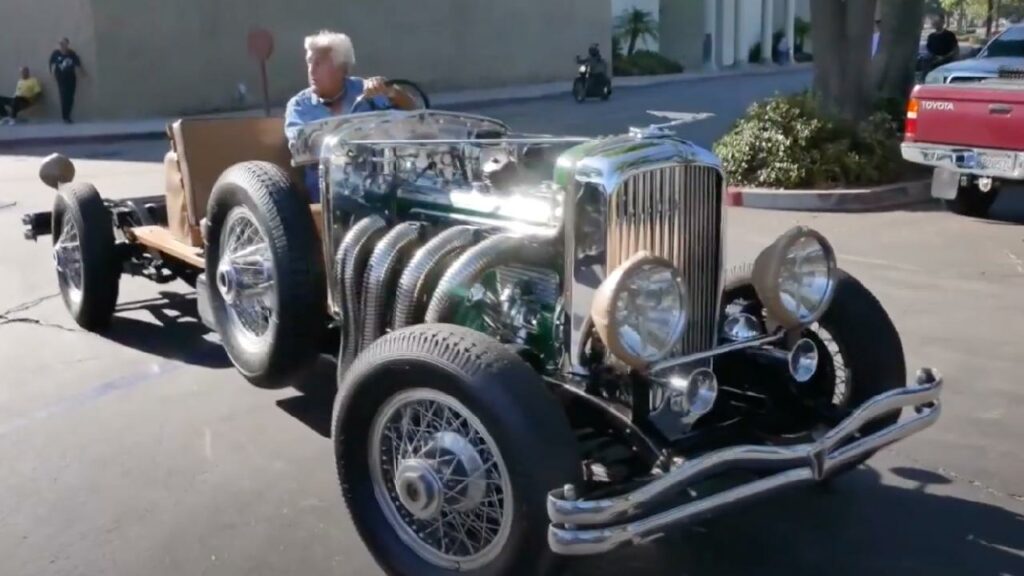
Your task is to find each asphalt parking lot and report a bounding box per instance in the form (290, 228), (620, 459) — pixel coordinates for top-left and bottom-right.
(2, 70), (1023, 576)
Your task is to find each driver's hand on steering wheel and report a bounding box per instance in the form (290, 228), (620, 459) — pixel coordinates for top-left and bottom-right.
(363, 76), (391, 98)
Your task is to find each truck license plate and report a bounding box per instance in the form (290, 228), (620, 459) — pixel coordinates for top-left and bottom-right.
(977, 151), (1016, 174)
(930, 167), (960, 200)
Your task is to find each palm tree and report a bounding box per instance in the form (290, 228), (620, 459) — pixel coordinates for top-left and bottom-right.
(615, 7), (659, 56)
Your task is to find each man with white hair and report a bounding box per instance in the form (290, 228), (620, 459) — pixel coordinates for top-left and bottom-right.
(284, 30), (416, 200)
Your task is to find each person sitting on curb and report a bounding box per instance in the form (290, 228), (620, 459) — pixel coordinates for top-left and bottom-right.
(0, 67), (42, 125)
(284, 30), (417, 202)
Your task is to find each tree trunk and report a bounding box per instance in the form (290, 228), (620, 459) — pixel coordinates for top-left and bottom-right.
(871, 0), (927, 105)
(810, 0), (878, 121)
(628, 31), (638, 56)
(986, 0), (995, 38)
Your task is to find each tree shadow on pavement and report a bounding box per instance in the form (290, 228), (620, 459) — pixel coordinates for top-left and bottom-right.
(566, 465), (1024, 576)
(100, 290), (231, 369)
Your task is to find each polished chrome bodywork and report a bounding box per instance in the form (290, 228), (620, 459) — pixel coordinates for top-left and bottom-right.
(555, 133), (726, 374)
(316, 110), (583, 317)
(547, 369), (943, 555)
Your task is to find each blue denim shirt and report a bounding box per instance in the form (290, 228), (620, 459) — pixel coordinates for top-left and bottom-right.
(284, 76), (390, 202)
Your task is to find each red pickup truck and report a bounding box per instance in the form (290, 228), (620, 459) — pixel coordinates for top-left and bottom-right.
(901, 76), (1024, 217)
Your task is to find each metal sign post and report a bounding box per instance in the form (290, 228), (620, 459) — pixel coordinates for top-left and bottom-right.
(247, 28), (275, 117)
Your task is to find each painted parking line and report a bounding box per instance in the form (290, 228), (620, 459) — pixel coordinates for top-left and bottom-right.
(0, 361), (182, 436)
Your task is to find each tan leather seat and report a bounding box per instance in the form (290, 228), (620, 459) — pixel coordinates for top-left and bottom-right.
(166, 116), (309, 243)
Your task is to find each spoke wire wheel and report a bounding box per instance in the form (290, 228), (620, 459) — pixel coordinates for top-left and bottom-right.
(368, 388), (514, 570)
(216, 207), (278, 355)
(54, 216), (84, 305)
(805, 322), (851, 410)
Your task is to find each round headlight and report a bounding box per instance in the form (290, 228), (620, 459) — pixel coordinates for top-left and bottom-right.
(752, 226), (837, 330)
(591, 251), (688, 369)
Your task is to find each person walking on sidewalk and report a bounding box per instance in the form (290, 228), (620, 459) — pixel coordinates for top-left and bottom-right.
(0, 67), (41, 125)
(49, 38), (86, 123)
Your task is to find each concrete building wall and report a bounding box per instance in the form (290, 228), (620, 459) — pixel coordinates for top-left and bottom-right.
(612, 0), (661, 52)
(736, 0), (764, 64)
(10, 0), (608, 120)
(659, 0), (706, 71)
(0, 0), (99, 120)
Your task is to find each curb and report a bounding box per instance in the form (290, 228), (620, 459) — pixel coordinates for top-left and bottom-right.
(0, 65), (812, 149)
(725, 179), (933, 212)
(0, 130), (168, 150)
(440, 63), (813, 109)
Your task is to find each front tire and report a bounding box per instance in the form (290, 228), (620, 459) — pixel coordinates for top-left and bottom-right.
(334, 324), (582, 576)
(572, 78), (586, 103)
(205, 161), (326, 388)
(51, 183), (121, 331)
(725, 268), (907, 472)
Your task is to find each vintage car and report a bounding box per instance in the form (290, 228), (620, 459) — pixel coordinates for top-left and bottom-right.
(22, 93), (942, 574)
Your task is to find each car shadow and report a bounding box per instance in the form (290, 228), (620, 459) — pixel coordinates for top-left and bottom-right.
(275, 354), (339, 439)
(101, 290), (232, 369)
(984, 191), (1024, 224)
(566, 465), (1024, 576)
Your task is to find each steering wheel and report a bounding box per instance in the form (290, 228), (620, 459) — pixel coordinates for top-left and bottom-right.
(347, 79), (431, 114)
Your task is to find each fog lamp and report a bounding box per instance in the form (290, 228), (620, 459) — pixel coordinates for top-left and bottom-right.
(788, 338), (819, 383)
(667, 368), (718, 416)
(752, 226), (837, 330)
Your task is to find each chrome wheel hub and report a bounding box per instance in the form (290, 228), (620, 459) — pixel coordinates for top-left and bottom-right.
(217, 208), (277, 350)
(370, 389), (513, 569)
(395, 460), (443, 520)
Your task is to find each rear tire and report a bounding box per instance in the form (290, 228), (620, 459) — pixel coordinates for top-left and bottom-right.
(205, 161), (326, 388)
(945, 182), (998, 217)
(334, 324), (582, 576)
(51, 183), (121, 331)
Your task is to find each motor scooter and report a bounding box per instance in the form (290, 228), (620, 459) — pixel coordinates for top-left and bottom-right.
(573, 55), (612, 102)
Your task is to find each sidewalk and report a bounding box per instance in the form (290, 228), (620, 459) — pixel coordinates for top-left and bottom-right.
(0, 63), (811, 148)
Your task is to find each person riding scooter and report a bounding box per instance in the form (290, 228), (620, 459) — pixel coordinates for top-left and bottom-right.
(573, 44), (611, 102)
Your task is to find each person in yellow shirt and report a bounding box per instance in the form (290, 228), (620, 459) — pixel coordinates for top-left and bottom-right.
(0, 67), (42, 124)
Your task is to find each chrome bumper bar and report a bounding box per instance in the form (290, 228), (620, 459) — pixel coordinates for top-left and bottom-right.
(901, 142), (1024, 180)
(547, 367), (943, 556)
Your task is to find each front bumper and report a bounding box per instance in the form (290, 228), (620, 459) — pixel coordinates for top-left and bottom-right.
(901, 142), (1024, 180)
(547, 367), (943, 556)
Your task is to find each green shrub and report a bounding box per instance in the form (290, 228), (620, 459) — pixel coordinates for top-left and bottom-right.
(613, 50), (684, 76)
(713, 91), (903, 189)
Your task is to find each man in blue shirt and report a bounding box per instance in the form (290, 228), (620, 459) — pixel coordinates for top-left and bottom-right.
(285, 30), (417, 201)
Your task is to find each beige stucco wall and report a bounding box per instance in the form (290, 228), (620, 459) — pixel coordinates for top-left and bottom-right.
(659, 0), (706, 71)
(84, 0), (609, 120)
(0, 0), (98, 120)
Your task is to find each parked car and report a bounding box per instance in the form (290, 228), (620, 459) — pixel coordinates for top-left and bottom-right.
(924, 23), (1024, 84)
(901, 73), (1024, 217)
(22, 94), (942, 575)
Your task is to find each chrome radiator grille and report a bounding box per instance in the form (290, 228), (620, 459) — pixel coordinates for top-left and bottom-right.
(607, 165), (723, 355)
